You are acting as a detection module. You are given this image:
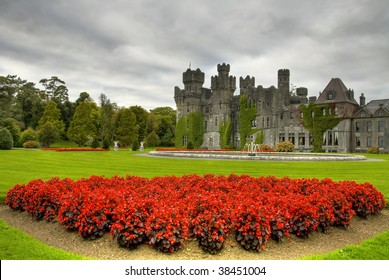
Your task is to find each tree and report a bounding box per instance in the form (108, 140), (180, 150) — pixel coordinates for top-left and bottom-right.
(38, 101), (65, 136)
(99, 93), (117, 146)
(0, 127), (13, 149)
(130, 106), (149, 144)
(114, 108), (138, 147)
(146, 131), (160, 147)
(300, 103), (341, 152)
(14, 82), (46, 129)
(39, 76), (69, 104)
(151, 106), (176, 146)
(0, 75), (26, 119)
(38, 122), (59, 147)
(0, 118), (21, 146)
(39, 76), (73, 129)
(67, 101), (100, 146)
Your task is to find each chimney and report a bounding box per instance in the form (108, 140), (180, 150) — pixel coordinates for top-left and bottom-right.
(360, 93), (366, 106)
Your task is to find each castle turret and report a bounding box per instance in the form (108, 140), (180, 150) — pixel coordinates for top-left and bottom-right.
(278, 69), (290, 105)
(240, 75), (255, 91)
(183, 68), (204, 94)
(211, 63), (236, 91)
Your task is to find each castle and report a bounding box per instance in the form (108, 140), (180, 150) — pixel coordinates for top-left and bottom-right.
(174, 63), (389, 153)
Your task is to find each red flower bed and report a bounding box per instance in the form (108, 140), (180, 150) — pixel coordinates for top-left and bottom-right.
(5, 174), (386, 254)
(41, 148), (108, 152)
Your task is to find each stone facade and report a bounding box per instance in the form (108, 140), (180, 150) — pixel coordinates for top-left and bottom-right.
(174, 63), (389, 153)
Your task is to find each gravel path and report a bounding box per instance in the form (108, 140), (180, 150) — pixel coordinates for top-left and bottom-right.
(1, 204), (388, 260)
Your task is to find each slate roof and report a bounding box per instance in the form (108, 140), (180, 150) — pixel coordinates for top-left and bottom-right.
(316, 78), (358, 105)
(359, 99), (389, 115)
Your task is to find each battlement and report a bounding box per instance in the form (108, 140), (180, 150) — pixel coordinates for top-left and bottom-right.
(183, 68), (205, 84)
(240, 75), (255, 89)
(278, 69), (290, 76)
(217, 63), (230, 73)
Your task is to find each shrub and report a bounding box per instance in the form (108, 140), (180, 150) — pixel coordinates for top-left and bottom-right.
(102, 138), (110, 150)
(259, 144), (272, 151)
(23, 140), (41, 149)
(367, 146), (380, 154)
(5, 174), (386, 255)
(20, 127), (38, 145)
(132, 140), (140, 151)
(275, 141), (294, 152)
(0, 127), (13, 150)
(187, 141), (194, 150)
(91, 138), (100, 148)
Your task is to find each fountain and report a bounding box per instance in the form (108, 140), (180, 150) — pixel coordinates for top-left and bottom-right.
(243, 142), (260, 156)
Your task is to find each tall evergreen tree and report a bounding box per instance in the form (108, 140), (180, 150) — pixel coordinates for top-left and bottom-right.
(38, 100), (66, 136)
(114, 108), (138, 147)
(67, 101), (100, 146)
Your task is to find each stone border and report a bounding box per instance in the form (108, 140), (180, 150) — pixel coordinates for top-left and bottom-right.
(148, 151), (367, 161)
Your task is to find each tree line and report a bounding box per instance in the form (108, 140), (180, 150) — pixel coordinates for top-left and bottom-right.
(0, 75), (176, 149)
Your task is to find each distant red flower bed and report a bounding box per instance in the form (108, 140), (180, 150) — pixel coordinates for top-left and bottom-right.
(156, 148), (236, 152)
(6, 174), (386, 254)
(41, 147), (108, 152)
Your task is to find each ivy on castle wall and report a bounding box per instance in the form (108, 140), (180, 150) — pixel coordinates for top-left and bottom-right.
(239, 94), (258, 149)
(174, 115), (188, 148)
(175, 112), (204, 149)
(300, 103), (340, 152)
(219, 120), (232, 149)
(188, 111), (204, 148)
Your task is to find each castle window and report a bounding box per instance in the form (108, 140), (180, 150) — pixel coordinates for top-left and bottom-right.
(266, 117), (270, 127)
(205, 106), (209, 113)
(289, 134), (295, 144)
(367, 136), (372, 147)
(183, 136), (188, 147)
(334, 131), (339, 146)
(355, 122), (361, 132)
(280, 113), (284, 120)
(378, 121), (384, 132)
(327, 91), (334, 100)
(290, 112), (294, 119)
(299, 133), (305, 146)
(215, 117), (218, 127)
(205, 120), (208, 130)
(279, 133), (285, 142)
(219, 101), (222, 110)
(378, 111), (384, 117)
(251, 119), (257, 128)
(379, 137), (384, 148)
(367, 121), (372, 132)
(356, 137), (361, 147)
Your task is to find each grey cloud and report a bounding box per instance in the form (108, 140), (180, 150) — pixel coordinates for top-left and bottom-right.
(1, 0), (388, 109)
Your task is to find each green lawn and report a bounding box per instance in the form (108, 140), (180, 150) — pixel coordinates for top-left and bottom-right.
(0, 149), (388, 259)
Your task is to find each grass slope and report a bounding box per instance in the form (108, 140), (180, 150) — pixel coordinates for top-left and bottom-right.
(0, 149), (388, 260)
(0, 219), (87, 260)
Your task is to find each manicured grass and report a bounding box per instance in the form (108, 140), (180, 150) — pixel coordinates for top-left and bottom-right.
(0, 219), (88, 260)
(304, 230), (389, 260)
(0, 149), (388, 259)
(1, 149), (389, 203)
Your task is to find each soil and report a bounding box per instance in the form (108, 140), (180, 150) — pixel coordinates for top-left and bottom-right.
(1, 204), (388, 260)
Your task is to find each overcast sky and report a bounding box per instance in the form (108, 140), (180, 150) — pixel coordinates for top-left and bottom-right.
(1, 0), (388, 110)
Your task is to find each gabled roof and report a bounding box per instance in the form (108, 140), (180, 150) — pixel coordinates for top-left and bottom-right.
(360, 99), (389, 115)
(316, 78), (358, 105)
